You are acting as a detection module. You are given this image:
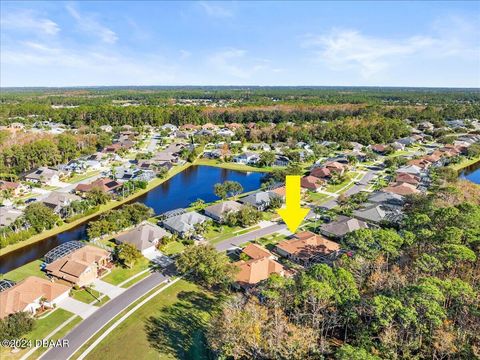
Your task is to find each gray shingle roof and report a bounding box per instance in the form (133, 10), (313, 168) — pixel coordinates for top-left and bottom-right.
(162, 211), (208, 234)
(115, 222), (168, 251)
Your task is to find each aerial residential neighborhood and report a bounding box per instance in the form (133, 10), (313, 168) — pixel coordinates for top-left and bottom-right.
(1, 1), (479, 360)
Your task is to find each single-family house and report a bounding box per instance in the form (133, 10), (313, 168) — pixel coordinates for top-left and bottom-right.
(162, 211), (208, 237)
(41, 191), (82, 217)
(233, 152), (260, 165)
(268, 186), (286, 201)
(396, 165), (423, 177)
(115, 221), (168, 256)
(0, 276), (70, 319)
(353, 203), (403, 225)
(239, 191), (273, 210)
(383, 182), (420, 196)
(0, 180), (24, 196)
(242, 243), (276, 260)
(310, 167), (332, 179)
(204, 200), (243, 222)
(217, 128), (235, 137)
(301, 175), (324, 191)
(75, 178), (122, 194)
(274, 155), (290, 167)
(0, 207), (23, 226)
(275, 231), (340, 266)
(25, 167), (60, 186)
(367, 191), (405, 208)
(45, 245), (110, 287)
(320, 215), (368, 239)
(395, 173), (420, 185)
(370, 144), (388, 154)
(233, 257), (285, 290)
(324, 161), (347, 175)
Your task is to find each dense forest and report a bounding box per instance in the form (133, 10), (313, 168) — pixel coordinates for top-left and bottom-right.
(207, 178), (480, 359)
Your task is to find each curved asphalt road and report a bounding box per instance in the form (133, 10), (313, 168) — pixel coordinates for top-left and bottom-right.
(41, 169), (378, 359)
(41, 272), (167, 360)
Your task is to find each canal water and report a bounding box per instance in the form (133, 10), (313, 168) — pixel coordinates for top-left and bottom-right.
(0, 166), (266, 273)
(460, 160), (480, 185)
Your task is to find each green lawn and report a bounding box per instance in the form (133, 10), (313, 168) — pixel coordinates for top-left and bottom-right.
(102, 257), (151, 286)
(0, 308), (75, 360)
(71, 288), (103, 304)
(305, 192), (333, 204)
(29, 316), (83, 360)
(1, 260), (45, 282)
(194, 158), (272, 172)
(94, 295), (111, 307)
(204, 224), (241, 244)
(121, 271), (152, 289)
(67, 170), (101, 184)
(159, 241), (185, 256)
(255, 233), (289, 251)
(85, 280), (223, 360)
(325, 171), (360, 193)
(450, 156), (480, 171)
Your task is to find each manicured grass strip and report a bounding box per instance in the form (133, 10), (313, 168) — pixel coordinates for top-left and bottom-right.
(67, 171), (101, 184)
(71, 288), (102, 304)
(27, 316), (82, 360)
(0, 163), (192, 257)
(120, 271), (151, 289)
(94, 295), (111, 307)
(194, 158), (272, 172)
(0, 309), (74, 360)
(1, 260), (45, 282)
(82, 280), (221, 360)
(102, 257), (151, 286)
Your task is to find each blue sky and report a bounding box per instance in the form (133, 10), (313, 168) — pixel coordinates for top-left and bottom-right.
(1, 1), (479, 87)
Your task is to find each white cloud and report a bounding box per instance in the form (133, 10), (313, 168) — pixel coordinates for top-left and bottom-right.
(66, 3), (118, 44)
(208, 48), (269, 79)
(302, 17), (480, 80)
(303, 29), (436, 78)
(198, 2), (233, 18)
(1, 10), (60, 35)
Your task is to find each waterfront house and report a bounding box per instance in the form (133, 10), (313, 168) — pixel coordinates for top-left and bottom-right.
(239, 191), (273, 211)
(0, 276), (70, 319)
(204, 200), (244, 222)
(75, 178), (122, 194)
(162, 211), (208, 237)
(45, 245), (110, 287)
(275, 231), (340, 266)
(41, 191), (82, 217)
(0, 207), (23, 226)
(233, 152), (260, 165)
(25, 167), (60, 186)
(320, 215), (368, 239)
(114, 221), (169, 256)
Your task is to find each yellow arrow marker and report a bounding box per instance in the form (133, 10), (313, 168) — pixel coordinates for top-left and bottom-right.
(276, 175), (309, 233)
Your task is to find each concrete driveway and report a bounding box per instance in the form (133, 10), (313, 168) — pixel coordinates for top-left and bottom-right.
(92, 279), (125, 299)
(144, 249), (174, 268)
(58, 298), (97, 319)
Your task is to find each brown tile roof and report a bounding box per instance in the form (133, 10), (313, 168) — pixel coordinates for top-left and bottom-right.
(301, 175), (324, 190)
(276, 231), (340, 260)
(75, 178), (121, 193)
(395, 173), (420, 185)
(0, 276), (70, 318)
(234, 257), (284, 287)
(324, 161), (346, 171)
(242, 243), (272, 260)
(383, 182), (420, 196)
(45, 245), (109, 283)
(407, 158), (432, 169)
(0, 181), (20, 191)
(269, 186), (286, 197)
(311, 167), (331, 178)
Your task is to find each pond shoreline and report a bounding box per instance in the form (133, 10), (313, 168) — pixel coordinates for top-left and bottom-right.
(0, 163), (192, 258)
